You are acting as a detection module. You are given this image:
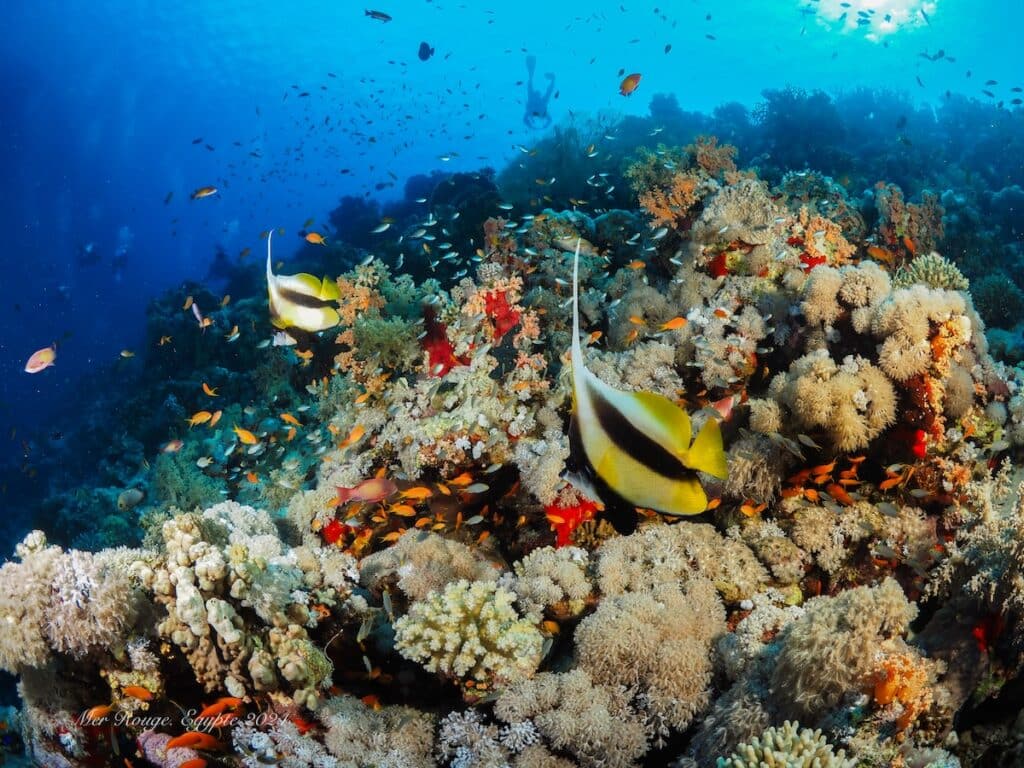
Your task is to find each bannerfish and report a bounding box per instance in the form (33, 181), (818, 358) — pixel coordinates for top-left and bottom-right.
(266, 230), (341, 332)
(418, 42), (435, 61)
(567, 239), (727, 529)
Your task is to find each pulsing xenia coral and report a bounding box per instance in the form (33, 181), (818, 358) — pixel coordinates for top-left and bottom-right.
(393, 579), (543, 690)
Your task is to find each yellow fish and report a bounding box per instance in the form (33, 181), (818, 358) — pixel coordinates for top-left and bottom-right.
(266, 231), (340, 332)
(233, 425), (259, 445)
(567, 239), (727, 524)
(187, 411), (213, 428)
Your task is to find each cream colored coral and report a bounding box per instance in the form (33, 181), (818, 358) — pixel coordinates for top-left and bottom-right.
(716, 721), (853, 768)
(359, 530), (498, 603)
(508, 546), (591, 623)
(394, 580), (543, 685)
(494, 669), (649, 768)
(769, 578), (917, 721)
(768, 350), (897, 452)
(575, 579), (724, 732)
(596, 521), (768, 602)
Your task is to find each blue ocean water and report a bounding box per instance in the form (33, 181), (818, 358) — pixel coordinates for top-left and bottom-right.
(0, 0), (1021, 537)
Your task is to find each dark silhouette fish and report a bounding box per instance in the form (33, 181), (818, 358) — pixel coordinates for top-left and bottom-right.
(418, 41), (435, 61)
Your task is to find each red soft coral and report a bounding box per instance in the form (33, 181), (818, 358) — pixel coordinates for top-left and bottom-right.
(545, 497), (600, 547)
(483, 289), (521, 342)
(422, 307), (469, 377)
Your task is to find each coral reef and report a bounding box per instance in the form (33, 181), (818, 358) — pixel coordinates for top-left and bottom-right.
(7, 92), (1024, 768)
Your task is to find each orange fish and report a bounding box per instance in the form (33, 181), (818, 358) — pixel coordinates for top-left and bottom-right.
(659, 317), (687, 331)
(177, 760), (207, 768)
(197, 697), (243, 719)
(246, 471), (259, 484)
(624, 328), (639, 344)
(24, 345), (56, 374)
(400, 486), (433, 500)
(187, 411), (213, 428)
(209, 410), (222, 428)
(183, 295), (194, 311)
(866, 245), (894, 264)
(628, 315), (645, 325)
(626, 259), (646, 270)
(84, 704), (115, 721)
(280, 412), (301, 427)
(305, 232), (327, 245)
(619, 72), (642, 96)
(220, 295), (231, 307)
(166, 732), (223, 750)
(233, 425), (259, 444)
(713, 308), (731, 319)
(389, 503), (417, 517)
(587, 330), (603, 345)
(202, 382), (218, 397)
(338, 424), (365, 449)
(190, 186), (218, 200)
(122, 685), (154, 702)
(162, 439), (184, 453)
(902, 235), (916, 255)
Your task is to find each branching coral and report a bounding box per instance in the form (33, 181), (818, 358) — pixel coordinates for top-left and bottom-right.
(716, 721), (853, 768)
(893, 252), (969, 292)
(130, 502), (360, 704)
(393, 579), (543, 688)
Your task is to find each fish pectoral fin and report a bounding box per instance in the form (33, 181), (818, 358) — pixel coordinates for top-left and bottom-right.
(683, 418), (728, 480)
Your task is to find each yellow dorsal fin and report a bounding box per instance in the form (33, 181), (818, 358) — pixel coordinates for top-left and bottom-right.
(684, 418), (728, 479)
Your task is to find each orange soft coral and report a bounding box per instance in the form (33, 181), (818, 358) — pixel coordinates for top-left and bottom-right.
(638, 172), (701, 229)
(871, 651), (932, 732)
(687, 135), (738, 179)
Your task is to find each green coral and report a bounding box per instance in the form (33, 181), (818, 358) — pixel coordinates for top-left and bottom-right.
(394, 579), (543, 687)
(893, 252), (968, 291)
(717, 721), (853, 768)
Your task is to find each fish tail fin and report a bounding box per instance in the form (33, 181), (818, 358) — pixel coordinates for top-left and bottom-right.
(685, 417), (728, 480)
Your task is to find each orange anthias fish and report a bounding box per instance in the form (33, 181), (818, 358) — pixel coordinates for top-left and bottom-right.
(190, 186), (218, 200)
(197, 697), (243, 719)
(305, 232), (327, 245)
(619, 73), (642, 96)
(202, 382), (218, 397)
(233, 425), (259, 445)
(187, 411), (213, 428)
(281, 412), (302, 427)
(24, 345), (56, 374)
(121, 685), (154, 702)
(335, 477), (398, 505)
(338, 424), (365, 449)
(659, 317), (688, 332)
(166, 731), (223, 750)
